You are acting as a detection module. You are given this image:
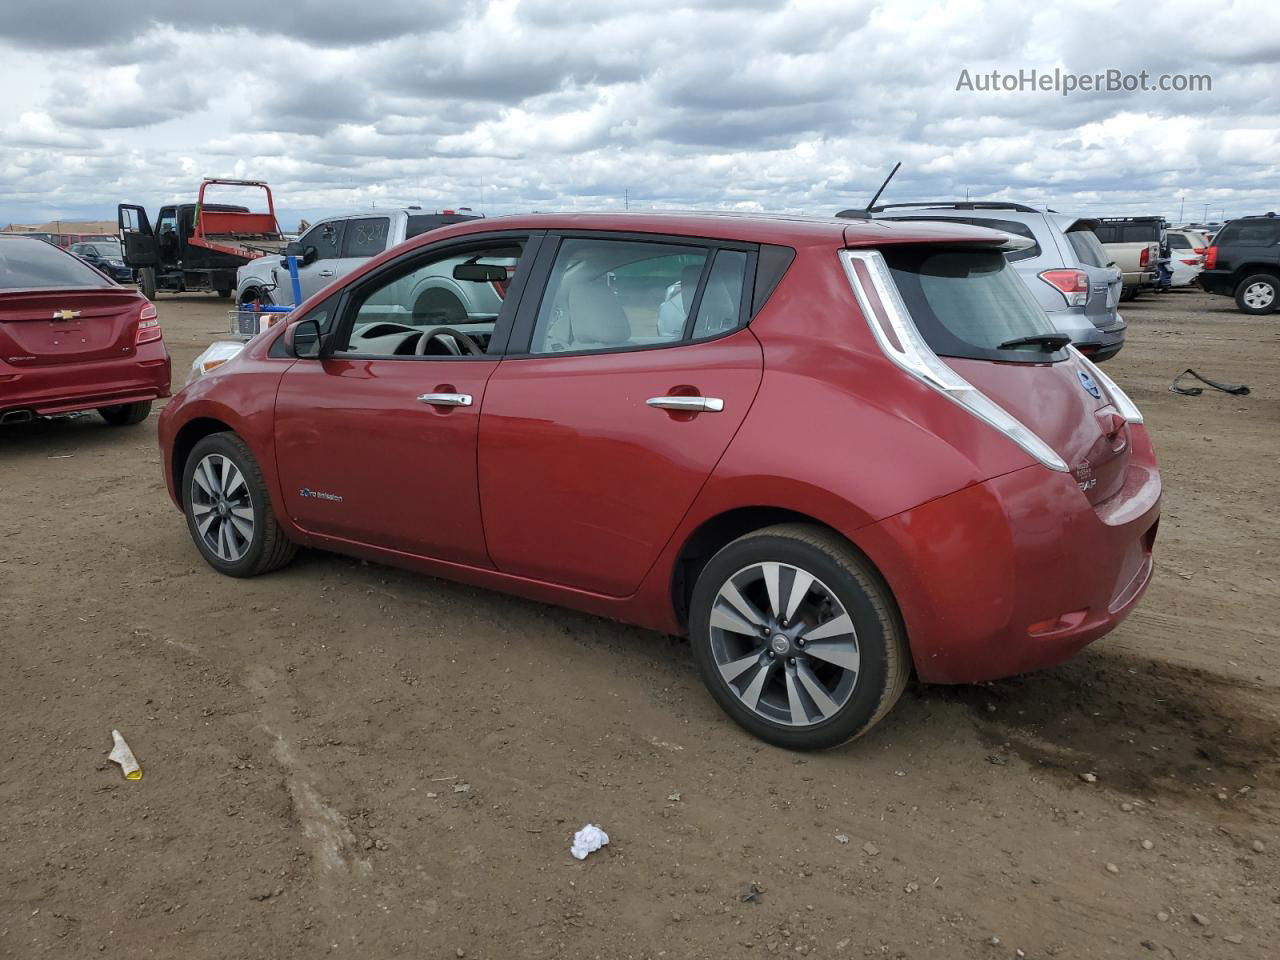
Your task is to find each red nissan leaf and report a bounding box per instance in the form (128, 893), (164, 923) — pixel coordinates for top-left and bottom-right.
(157, 213), (1160, 749)
(1, 234), (170, 426)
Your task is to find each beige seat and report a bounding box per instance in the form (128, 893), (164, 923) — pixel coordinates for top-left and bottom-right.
(567, 278), (631, 347)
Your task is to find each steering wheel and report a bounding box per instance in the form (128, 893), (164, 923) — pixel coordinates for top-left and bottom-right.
(415, 327), (485, 357)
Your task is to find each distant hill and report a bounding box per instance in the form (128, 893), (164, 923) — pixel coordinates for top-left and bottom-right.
(2, 220), (116, 235)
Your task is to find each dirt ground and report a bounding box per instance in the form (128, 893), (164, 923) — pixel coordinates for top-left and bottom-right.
(2, 287), (1277, 960)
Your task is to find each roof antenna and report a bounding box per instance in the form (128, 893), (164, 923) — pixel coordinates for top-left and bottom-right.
(835, 162), (900, 219)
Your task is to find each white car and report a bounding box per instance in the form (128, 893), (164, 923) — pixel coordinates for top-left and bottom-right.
(1166, 230), (1205, 287)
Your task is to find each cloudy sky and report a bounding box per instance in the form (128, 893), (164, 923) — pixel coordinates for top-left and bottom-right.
(1, 0), (1277, 230)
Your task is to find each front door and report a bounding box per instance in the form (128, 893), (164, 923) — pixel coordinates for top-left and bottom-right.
(292, 219), (346, 305)
(479, 235), (763, 596)
(273, 233), (537, 566)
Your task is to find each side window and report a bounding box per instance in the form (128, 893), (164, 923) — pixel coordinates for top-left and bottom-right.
(337, 239), (526, 358)
(1167, 234), (1191, 250)
(157, 211), (178, 236)
(1219, 220), (1280, 246)
(340, 217), (390, 259)
(528, 238), (746, 355)
(692, 250), (748, 338)
(301, 221), (343, 261)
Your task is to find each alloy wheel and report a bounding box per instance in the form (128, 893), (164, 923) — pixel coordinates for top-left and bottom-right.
(189, 453), (255, 562)
(708, 562), (860, 727)
(1243, 282), (1275, 310)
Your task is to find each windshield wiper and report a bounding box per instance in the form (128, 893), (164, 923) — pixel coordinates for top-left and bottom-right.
(998, 333), (1072, 352)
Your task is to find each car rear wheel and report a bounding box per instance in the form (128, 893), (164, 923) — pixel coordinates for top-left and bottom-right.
(182, 432), (297, 578)
(1235, 274), (1278, 315)
(98, 400), (152, 426)
(689, 523), (909, 750)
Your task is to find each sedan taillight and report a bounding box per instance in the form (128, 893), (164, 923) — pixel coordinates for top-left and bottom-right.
(1204, 246), (1218, 270)
(136, 302), (162, 344)
(1039, 268), (1089, 306)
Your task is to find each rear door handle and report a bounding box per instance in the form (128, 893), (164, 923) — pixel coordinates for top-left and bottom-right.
(418, 393), (472, 407)
(646, 395), (724, 413)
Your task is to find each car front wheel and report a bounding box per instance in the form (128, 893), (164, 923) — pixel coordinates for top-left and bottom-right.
(689, 524), (909, 750)
(182, 432), (297, 577)
(1235, 274), (1278, 315)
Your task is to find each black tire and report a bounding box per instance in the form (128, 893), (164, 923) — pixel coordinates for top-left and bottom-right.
(1234, 273), (1279, 315)
(181, 432), (297, 578)
(139, 267), (157, 301)
(98, 400), (152, 426)
(239, 288), (273, 310)
(689, 523), (909, 750)
(216, 287), (232, 299)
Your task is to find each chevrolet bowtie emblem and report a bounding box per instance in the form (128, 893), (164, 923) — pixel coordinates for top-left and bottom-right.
(52, 309), (82, 321)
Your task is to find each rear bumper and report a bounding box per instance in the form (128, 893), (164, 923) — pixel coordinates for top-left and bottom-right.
(1197, 271), (1234, 296)
(0, 342), (171, 416)
(856, 426), (1161, 684)
(1121, 271), (1154, 289)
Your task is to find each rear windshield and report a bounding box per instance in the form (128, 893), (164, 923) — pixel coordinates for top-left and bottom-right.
(1214, 219), (1280, 246)
(1066, 229), (1109, 267)
(1094, 221), (1161, 244)
(0, 237), (112, 289)
(1167, 233), (1192, 249)
(884, 249), (1062, 363)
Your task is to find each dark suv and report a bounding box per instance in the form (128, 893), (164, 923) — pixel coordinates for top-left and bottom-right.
(1198, 213), (1280, 314)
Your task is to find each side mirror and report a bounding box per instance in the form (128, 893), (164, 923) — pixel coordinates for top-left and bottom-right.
(290, 318), (322, 359)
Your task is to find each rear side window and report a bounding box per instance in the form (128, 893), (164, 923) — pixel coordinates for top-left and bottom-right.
(1094, 222), (1162, 244)
(1214, 219), (1280, 246)
(0, 238), (112, 289)
(528, 238), (746, 355)
(340, 217), (390, 258)
(884, 249), (1060, 363)
(1066, 229), (1109, 267)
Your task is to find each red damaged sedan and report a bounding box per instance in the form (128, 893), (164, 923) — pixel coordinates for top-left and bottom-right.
(157, 212), (1160, 749)
(1, 234), (169, 426)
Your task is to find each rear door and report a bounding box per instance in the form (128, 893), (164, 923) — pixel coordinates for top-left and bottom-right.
(117, 205), (158, 268)
(881, 246), (1130, 505)
(1063, 222), (1123, 322)
(478, 234), (763, 596)
(0, 239), (142, 367)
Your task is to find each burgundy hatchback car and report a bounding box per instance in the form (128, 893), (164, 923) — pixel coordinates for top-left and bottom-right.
(158, 213), (1160, 749)
(1, 234), (169, 426)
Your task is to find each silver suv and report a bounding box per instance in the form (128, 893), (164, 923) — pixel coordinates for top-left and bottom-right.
(844, 202), (1126, 362)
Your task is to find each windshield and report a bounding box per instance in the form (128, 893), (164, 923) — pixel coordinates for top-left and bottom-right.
(93, 239), (123, 256)
(884, 248), (1063, 363)
(0, 237), (113, 289)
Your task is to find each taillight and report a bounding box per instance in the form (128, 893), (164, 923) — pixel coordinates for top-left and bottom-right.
(1038, 268), (1089, 306)
(136, 302), (162, 344)
(1205, 246), (1218, 270)
(1139, 247), (1150, 268)
(1179, 258), (1200, 266)
(1193, 247), (1206, 255)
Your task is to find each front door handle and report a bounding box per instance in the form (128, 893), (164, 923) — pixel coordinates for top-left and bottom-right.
(318, 269), (336, 278)
(646, 395), (724, 413)
(418, 392), (473, 407)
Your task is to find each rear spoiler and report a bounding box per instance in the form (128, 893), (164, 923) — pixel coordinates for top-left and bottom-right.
(843, 221), (1034, 254)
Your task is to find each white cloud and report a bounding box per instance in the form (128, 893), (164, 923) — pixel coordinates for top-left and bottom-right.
(0, 0), (1276, 226)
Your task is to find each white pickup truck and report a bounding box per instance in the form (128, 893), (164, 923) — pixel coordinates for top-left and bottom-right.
(1093, 217), (1163, 301)
(235, 207), (480, 314)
